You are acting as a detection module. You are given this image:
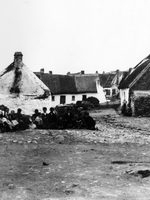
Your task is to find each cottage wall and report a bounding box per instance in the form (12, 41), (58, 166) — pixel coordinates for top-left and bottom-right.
(50, 94), (82, 107)
(132, 96), (150, 116)
(120, 88), (129, 105)
(50, 92), (106, 107)
(0, 93), (102, 115)
(129, 90), (150, 116)
(0, 94), (52, 115)
(49, 79), (106, 107)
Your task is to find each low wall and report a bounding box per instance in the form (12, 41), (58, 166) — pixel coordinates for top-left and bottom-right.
(134, 96), (150, 116)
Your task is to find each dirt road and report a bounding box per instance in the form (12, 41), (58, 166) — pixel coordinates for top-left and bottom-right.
(1, 109), (150, 200)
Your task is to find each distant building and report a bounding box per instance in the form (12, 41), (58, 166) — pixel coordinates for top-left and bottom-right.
(99, 70), (124, 99)
(35, 70), (106, 107)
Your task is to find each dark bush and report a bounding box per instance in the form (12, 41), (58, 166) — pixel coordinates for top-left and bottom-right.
(86, 97), (99, 107)
(76, 101), (82, 107)
(134, 96), (150, 117)
(81, 100), (94, 110)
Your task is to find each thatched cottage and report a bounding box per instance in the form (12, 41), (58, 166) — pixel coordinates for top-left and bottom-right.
(0, 52), (51, 114)
(35, 70), (106, 107)
(119, 54), (150, 116)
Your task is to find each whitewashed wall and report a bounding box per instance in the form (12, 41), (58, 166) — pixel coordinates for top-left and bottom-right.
(0, 94), (52, 115)
(50, 92), (106, 107)
(95, 79), (107, 102)
(133, 90), (150, 97)
(120, 88), (129, 105)
(50, 79), (106, 107)
(0, 79), (106, 114)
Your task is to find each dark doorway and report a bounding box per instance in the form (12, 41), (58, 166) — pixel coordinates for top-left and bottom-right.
(82, 95), (87, 101)
(60, 95), (66, 104)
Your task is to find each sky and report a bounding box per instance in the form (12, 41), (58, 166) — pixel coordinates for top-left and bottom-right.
(0, 0), (150, 74)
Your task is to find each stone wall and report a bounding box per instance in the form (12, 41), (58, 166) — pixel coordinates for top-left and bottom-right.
(134, 96), (150, 116)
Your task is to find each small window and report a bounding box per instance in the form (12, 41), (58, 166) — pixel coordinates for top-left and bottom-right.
(112, 89), (116, 95)
(105, 89), (110, 96)
(52, 95), (55, 101)
(72, 96), (75, 101)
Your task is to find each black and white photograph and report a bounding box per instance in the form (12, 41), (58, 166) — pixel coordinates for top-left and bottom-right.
(0, 0), (150, 199)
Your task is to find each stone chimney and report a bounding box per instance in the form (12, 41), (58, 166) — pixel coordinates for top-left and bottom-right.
(116, 69), (120, 85)
(40, 68), (44, 74)
(116, 69), (119, 74)
(14, 52), (23, 58)
(96, 71), (99, 74)
(67, 72), (70, 75)
(49, 71), (52, 75)
(14, 52), (23, 64)
(81, 70), (85, 75)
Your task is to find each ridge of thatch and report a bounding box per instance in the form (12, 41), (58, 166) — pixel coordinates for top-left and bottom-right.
(119, 55), (150, 89)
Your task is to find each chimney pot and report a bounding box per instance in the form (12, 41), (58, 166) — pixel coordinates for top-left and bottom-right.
(14, 52), (23, 57)
(49, 71), (52, 75)
(40, 68), (44, 74)
(81, 70), (85, 75)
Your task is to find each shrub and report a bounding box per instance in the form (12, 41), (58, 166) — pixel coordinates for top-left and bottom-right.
(86, 97), (99, 107)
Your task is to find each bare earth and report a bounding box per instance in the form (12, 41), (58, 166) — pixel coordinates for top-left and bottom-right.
(1, 109), (150, 200)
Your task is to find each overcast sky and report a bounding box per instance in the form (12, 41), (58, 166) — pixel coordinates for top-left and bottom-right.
(0, 0), (150, 74)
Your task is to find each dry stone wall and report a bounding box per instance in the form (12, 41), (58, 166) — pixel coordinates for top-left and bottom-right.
(134, 96), (150, 116)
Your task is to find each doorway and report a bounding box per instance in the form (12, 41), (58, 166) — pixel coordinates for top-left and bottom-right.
(60, 95), (66, 104)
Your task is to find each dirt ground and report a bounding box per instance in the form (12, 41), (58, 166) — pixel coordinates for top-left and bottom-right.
(1, 109), (150, 200)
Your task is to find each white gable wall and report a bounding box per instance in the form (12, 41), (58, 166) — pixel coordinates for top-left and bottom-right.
(120, 88), (129, 105)
(95, 79), (107, 103)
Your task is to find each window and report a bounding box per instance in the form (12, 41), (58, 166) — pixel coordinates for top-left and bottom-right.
(105, 89), (110, 96)
(112, 89), (116, 95)
(82, 95), (87, 101)
(52, 95), (55, 101)
(72, 96), (75, 101)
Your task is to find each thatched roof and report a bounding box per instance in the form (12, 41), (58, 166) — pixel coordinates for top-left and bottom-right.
(75, 75), (98, 93)
(119, 55), (150, 89)
(34, 73), (99, 95)
(35, 74), (77, 94)
(100, 74), (116, 88)
(0, 62), (50, 97)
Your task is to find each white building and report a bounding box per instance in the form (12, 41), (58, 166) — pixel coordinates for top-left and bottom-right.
(0, 52), (51, 114)
(35, 70), (106, 107)
(99, 70), (124, 99)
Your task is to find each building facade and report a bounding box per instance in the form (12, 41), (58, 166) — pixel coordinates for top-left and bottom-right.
(35, 70), (106, 107)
